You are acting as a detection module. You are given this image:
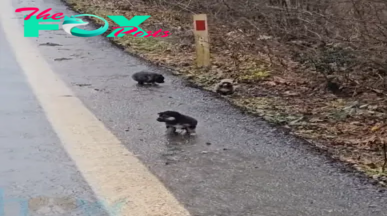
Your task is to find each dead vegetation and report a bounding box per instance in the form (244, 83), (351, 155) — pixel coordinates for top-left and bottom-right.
(65, 0), (387, 185)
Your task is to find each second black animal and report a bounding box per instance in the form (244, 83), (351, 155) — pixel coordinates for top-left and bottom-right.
(157, 111), (198, 135)
(132, 71), (165, 85)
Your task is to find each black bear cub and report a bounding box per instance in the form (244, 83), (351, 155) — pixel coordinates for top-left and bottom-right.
(157, 111), (198, 135)
(132, 71), (165, 85)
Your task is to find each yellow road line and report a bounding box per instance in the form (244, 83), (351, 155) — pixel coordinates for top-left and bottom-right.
(0, 1), (191, 215)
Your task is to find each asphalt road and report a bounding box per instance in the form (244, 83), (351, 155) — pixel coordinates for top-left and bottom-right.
(0, 0), (387, 215)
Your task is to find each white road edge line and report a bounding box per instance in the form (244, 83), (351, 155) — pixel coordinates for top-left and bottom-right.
(0, 1), (191, 215)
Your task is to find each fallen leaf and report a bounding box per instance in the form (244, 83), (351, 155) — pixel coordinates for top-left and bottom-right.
(371, 123), (384, 132)
(309, 118), (325, 123)
(284, 91), (299, 96)
(263, 81), (277, 86)
(368, 105), (378, 110)
(350, 121), (362, 126)
(273, 76), (288, 84)
(371, 125), (381, 132)
(288, 116), (304, 125)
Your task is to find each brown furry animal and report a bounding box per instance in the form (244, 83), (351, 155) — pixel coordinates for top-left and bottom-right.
(214, 79), (235, 95)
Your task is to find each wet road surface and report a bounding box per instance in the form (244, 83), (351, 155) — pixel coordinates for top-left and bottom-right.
(0, 11), (109, 216)
(1, 0), (387, 215)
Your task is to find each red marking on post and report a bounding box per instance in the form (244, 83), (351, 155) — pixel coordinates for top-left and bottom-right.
(195, 20), (206, 31)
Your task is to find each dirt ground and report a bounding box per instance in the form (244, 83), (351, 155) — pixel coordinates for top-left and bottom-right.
(64, 0), (387, 185)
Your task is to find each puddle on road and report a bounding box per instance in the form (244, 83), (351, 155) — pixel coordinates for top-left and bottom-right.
(73, 83), (92, 87)
(160, 133), (202, 165)
(54, 58), (72, 61)
(39, 42), (62, 47)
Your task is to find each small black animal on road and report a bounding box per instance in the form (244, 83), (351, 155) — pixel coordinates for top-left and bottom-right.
(157, 111), (198, 135)
(132, 71), (165, 85)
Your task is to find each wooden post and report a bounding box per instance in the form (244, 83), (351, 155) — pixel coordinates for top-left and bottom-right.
(193, 14), (210, 68)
